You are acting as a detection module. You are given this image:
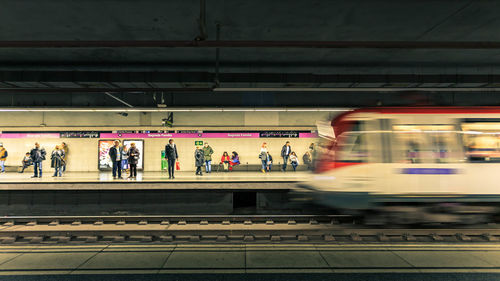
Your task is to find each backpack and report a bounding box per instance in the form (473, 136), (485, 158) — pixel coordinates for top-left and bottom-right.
(3, 150), (7, 157)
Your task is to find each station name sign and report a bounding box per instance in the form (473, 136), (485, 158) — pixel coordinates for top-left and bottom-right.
(0, 130), (318, 139)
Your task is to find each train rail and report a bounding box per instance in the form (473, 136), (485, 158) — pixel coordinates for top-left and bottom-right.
(0, 215), (499, 244)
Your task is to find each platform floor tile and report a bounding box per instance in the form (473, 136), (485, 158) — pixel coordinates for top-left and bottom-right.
(246, 250), (329, 269)
(392, 251), (494, 268)
(319, 250), (413, 268)
(0, 252), (95, 270)
(163, 249), (245, 269)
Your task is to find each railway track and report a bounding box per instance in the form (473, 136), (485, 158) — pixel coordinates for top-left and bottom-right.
(0, 215), (499, 244)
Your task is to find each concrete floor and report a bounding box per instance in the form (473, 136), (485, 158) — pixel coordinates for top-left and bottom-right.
(0, 171), (310, 183)
(0, 244), (499, 275)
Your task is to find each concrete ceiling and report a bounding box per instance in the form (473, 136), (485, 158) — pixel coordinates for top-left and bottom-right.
(1, 0), (500, 106)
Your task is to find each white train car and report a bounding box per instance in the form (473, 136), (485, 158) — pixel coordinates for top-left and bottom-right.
(304, 107), (500, 223)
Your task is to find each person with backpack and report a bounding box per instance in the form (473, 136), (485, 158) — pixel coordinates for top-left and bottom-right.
(203, 142), (214, 173)
(0, 143), (7, 173)
(30, 142), (46, 178)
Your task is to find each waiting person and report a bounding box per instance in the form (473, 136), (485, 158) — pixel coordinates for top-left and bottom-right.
(229, 151), (239, 171)
(0, 143), (7, 173)
(290, 151), (299, 171)
(127, 142), (140, 178)
(61, 142), (69, 173)
(30, 142), (46, 178)
(220, 151), (230, 171)
(51, 145), (65, 177)
(266, 152), (273, 172)
(108, 140), (123, 179)
(203, 142), (214, 173)
(259, 142), (268, 173)
(165, 138), (178, 179)
(19, 152), (32, 173)
(121, 146), (129, 173)
(195, 146), (204, 176)
(303, 151), (313, 170)
(281, 141), (292, 171)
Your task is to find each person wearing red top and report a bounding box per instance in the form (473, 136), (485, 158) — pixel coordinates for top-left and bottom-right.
(220, 151), (230, 172)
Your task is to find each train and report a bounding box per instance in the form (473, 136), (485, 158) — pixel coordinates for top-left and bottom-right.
(301, 107), (500, 224)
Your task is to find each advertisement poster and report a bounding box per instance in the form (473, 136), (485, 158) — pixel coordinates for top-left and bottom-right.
(123, 140), (144, 170)
(98, 140), (115, 170)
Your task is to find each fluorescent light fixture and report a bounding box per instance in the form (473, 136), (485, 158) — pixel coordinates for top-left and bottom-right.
(0, 107), (351, 112)
(214, 87), (500, 92)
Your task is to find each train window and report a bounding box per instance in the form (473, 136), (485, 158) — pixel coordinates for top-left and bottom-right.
(392, 125), (462, 163)
(462, 122), (500, 162)
(336, 132), (369, 162)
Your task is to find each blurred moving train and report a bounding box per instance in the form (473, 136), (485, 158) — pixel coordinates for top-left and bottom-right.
(302, 107), (500, 224)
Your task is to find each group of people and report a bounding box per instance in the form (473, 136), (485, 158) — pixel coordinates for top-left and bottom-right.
(0, 139), (316, 179)
(0, 142), (70, 178)
(259, 141), (313, 173)
(108, 140), (141, 179)
(194, 142), (240, 176)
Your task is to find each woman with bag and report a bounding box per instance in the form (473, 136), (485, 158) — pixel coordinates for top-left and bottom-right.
(127, 142), (140, 179)
(51, 145), (65, 177)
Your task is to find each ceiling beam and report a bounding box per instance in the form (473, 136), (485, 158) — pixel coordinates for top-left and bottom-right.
(1, 40), (500, 49)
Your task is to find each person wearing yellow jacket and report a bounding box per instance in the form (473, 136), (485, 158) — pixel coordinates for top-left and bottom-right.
(0, 143), (7, 173)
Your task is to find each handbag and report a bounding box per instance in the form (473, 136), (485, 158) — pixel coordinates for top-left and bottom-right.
(176, 161), (180, 170)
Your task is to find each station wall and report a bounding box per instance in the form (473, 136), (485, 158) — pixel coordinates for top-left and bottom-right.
(0, 111), (337, 171)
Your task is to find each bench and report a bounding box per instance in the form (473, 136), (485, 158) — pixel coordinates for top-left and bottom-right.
(215, 162), (309, 172)
(4, 165), (33, 173)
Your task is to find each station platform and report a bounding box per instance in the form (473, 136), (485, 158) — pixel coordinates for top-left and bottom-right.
(0, 171), (312, 216)
(0, 243), (498, 277)
(0, 171), (310, 188)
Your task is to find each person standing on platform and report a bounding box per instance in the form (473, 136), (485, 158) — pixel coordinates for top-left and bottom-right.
(259, 142), (268, 173)
(108, 140), (123, 179)
(203, 142), (214, 173)
(165, 138), (178, 179)
(220, 151), (230, 172)
(121, 145), (129, 175)
(290, 151), (299, 172)
(61, 142), (69, 173)
(127, 142), (140, 179)
(281, 141), (292, 171)
(0, 143), (7, 173)
(30, 142), (46, 178)
(195, 146), (204, 176)
(51, 145), (65, 177)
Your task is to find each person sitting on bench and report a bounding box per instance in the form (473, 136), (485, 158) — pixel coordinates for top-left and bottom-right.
(220, 151), (230, 172)
(229, 151), (240, 171)
(19, 152), (32, 173)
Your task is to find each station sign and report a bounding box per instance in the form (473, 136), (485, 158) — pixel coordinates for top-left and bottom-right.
(60, 131), (100, 138)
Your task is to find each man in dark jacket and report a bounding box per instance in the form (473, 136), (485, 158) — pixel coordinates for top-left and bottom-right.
(108, 140), (123, 179)
(281, 141), (292, 171)
(165, 139), (178, 179)
(30, 142), (46, 178)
